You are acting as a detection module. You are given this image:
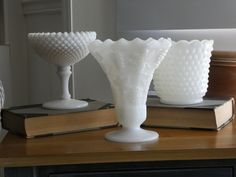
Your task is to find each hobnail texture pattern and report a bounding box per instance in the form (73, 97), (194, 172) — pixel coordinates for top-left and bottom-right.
(28, 32), (96, 67)
(89, 38), (171, 106)
(153, 40), (214, 105)
(89, 38), (171, 142)
(0, 81), (4, 109)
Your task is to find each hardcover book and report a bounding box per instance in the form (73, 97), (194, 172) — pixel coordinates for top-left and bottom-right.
(145, 97), (235, 130)
(1, 99), (117, 138)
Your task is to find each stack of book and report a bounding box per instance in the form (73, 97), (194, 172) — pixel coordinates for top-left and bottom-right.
(1, 97), (235, 138)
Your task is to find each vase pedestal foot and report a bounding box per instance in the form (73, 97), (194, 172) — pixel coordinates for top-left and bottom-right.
(43, 99), (88, 110)
(105, 128), (159, 143)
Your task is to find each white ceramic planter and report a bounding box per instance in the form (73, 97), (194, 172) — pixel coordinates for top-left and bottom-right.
(153, 40), (214, 105)
(28, 32), (96, 109)
(89, 38), (171, 143)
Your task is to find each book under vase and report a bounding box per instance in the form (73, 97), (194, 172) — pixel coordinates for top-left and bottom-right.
(1, 99), (117, 138)
(145, 96), (235, 130)
(1, 97), (234, 139)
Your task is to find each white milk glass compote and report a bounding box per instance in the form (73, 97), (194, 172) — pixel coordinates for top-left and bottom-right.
(89, 38), (171, 143)
(28, 32), (96, 109)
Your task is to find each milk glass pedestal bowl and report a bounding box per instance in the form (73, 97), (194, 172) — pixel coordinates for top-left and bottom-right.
(153, 40), (214, 105)
(89, 38), (171, 143)
(28, 32), (96, 109)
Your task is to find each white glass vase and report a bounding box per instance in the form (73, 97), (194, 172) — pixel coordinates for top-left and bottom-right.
(153, 40), (214, 105)
(28, 32), (96, 109)
(89, 38), (171, 143)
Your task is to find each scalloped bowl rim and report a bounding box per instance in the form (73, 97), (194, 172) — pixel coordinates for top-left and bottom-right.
(94, 37), (170, 43)
(90, 37), (172, 52)
(172, 39), (214, 45)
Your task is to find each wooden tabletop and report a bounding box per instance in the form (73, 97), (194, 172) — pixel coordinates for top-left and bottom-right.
(0, 119), (236, 167)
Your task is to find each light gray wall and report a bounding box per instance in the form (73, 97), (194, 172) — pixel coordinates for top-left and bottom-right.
(23, 0), (69, 105)
(117, 0), (236, 31)
(117, 0), (236, 51)
(72, 0), (117, 102)
(25, 12), (64, 104)
(119, 29), (236, 51)
(0, 1), (4, 44)
(4, 0), (29, 106)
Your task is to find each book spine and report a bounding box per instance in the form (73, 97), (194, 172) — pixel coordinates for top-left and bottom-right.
(1, 110), (27, 136)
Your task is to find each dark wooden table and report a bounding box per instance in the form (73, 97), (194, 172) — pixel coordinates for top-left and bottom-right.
(0, 119), (236, 177)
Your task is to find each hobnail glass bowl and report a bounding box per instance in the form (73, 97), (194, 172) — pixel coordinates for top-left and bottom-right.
(28, 32), (96, 109)
(153, 39), (214, 105)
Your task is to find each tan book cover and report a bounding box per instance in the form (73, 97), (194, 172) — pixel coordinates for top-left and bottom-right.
(1, 99), (117, 138)
(144, 97), (235, 130)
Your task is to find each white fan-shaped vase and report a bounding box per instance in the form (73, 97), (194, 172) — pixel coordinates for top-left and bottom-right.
(153, 40), (214, 105)
(28, 32), (96, 109)
(89, 38), (171, 143)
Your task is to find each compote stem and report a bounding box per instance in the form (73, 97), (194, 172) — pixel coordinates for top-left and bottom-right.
(57, 66), (71, 100)
(43, 65), (88, 110)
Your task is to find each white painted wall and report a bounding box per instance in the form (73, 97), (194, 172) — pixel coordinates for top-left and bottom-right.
(23, 0), (68, 105)
(3, 0), (29, 106)
(72, 0), (117, 103)
(0, 1), (4, 44)
(117, 0), (236, 51)
(119, 29), (236, 51)
(25, 13), (63, 104)
(117, 0), (236, 31)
